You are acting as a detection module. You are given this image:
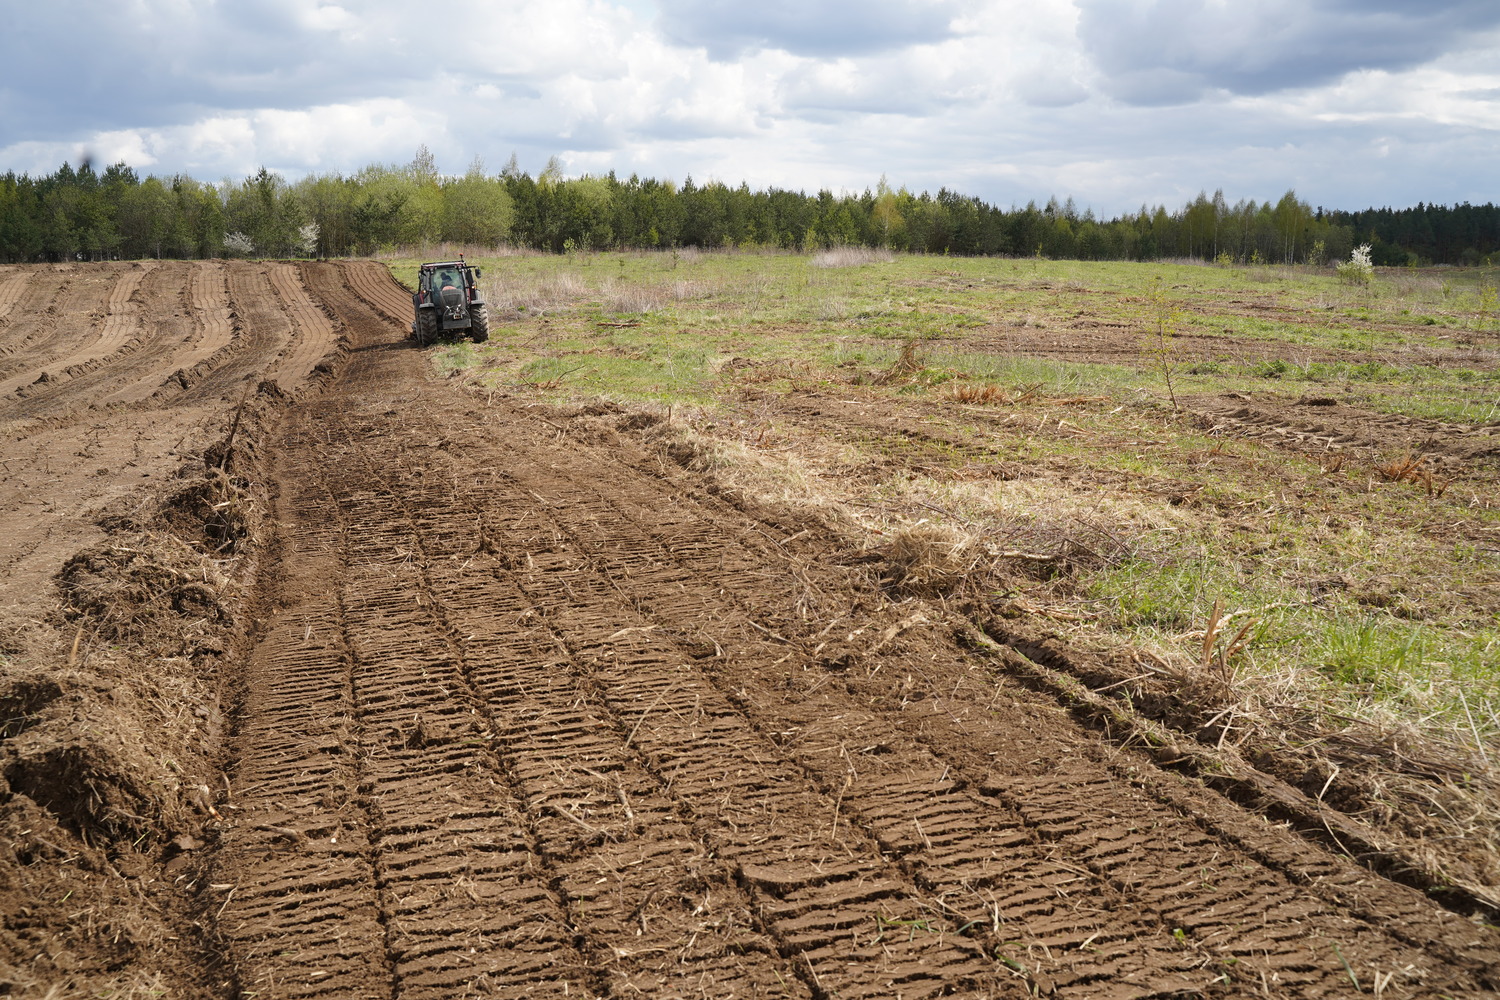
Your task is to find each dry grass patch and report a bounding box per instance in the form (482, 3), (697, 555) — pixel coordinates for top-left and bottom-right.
(483, 271), (593, 316)
(1373, 452), (1453, 496)
(602, 280), (667, 315)
(810, 247), (895, 268)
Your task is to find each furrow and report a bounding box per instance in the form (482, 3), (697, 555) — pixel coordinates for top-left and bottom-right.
(175, 264), (285, 403)
(2, 264), (156, 412)
(265, 262), (341, 389)
(0, 272), (96, 397)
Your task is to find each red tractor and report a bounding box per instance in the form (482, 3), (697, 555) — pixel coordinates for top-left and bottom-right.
(411, 257), (489, 345)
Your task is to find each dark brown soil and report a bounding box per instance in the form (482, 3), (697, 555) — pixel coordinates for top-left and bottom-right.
(2, 261), (1497, 998)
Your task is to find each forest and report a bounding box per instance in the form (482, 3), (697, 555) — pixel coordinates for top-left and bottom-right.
(1, 147), (1495, 266)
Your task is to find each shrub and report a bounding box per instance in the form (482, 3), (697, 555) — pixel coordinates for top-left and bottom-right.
(1336, 244), (1374, 285)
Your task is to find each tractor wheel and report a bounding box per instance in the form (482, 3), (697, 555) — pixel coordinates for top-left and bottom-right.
(415, 309), (437, 346)
(469, 304), (490, 343)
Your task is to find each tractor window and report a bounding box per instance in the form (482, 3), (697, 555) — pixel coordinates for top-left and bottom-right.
(438, 270), (459, 289)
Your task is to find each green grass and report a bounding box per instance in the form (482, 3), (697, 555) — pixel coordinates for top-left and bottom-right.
(386, 250), (1500, 423)
(1091, 554), (1500, 709)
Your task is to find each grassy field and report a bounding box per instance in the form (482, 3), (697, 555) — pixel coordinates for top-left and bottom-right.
(389, 248), (1500, 757)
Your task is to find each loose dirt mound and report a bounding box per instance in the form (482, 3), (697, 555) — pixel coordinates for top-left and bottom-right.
(3, 261), (1497, 998)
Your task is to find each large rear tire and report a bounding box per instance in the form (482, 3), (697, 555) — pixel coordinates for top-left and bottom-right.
(415, 309), (437, 346)
(469, 304), (489, 343)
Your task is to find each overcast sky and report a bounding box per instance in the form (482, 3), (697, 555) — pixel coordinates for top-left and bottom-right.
(1, 0), (1496, 217)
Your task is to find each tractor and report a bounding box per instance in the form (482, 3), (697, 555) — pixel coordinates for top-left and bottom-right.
(411, 257), (489, 345)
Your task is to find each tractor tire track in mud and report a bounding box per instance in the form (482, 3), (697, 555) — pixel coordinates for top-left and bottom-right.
(207, 265), (1499, 998)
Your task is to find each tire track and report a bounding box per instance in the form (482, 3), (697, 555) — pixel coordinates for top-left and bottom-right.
(310, 447), (590, 999)
(339, 433), (1023, 997)
(219, 266), (1012, 997)
(455, 405), (1500, 997)
(309, 416), (820, 997)
(212, 265), (593, 998)
(456, 440), (1205, 996)
(1186, 396), (1499, 467)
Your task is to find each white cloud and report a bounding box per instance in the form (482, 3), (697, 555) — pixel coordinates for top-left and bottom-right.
(0, 0), (1495, 218)
(296, 3), (359, 32)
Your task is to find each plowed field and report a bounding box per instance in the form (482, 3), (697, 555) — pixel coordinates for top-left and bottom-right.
(2, 261), (1497, 999)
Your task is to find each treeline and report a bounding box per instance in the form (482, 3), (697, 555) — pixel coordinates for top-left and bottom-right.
(1324, 203), (1500, 266)
(2, 149), (1496, 266)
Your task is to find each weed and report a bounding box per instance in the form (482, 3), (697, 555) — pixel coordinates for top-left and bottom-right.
(877, 339), (928, 386)
(1478, 277), (1498, 331)
(1373, 454), (1451, 496)
(1375, 453), (1425, 482)
(950, 383), (1010, 405)
(1200, 596), (1256, 681)
(1143, 276), (1184, 410)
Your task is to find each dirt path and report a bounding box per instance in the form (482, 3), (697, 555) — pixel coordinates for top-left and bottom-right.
(3, 261), (1497, 999)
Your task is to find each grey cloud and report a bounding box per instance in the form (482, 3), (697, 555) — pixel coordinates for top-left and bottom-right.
(655, 0), (961, 59)
(0, 2), (418, 142)
(1077, 0), (1500, 104)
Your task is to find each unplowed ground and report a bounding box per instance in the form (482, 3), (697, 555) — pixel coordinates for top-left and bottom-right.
(3, 262), (1497, 998)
